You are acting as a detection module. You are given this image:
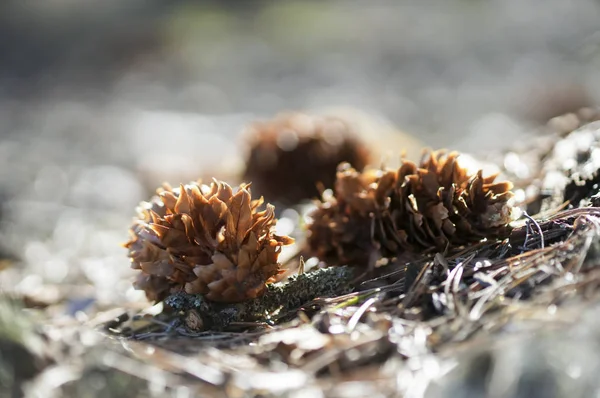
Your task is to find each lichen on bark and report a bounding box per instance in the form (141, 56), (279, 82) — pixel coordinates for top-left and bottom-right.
(165, 266), (355, 331)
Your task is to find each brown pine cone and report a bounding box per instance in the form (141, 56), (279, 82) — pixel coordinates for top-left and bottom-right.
(124, 180), (294, 303)
(307, 150), (515, 266)
(242, 112), (371, 206)
(306, 164), (395, 266)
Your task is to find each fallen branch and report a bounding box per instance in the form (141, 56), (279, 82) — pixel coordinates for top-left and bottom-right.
(165, 266), (355, 331)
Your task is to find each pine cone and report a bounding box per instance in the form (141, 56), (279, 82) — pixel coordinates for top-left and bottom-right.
(125, 180), (294, 303)
(242, 112), (371, 205)
(307, 164), (394, 266)
(307, 150), (515, 266)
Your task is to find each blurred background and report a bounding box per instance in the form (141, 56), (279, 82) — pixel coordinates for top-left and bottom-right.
(1, 0), (600, 306)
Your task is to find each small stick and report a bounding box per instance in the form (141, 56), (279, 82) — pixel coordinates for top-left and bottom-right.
(165, 266), (355, 331)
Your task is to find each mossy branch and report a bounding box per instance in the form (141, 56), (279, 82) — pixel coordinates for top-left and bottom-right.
(165, 266), (355, 331)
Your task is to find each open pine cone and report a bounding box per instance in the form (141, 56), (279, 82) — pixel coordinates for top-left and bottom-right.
(125, 180), (294, 303)
(307, 150), (515, 266)
(242, 112), (371, 206)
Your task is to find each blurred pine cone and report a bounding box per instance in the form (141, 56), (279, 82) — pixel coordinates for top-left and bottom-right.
(307, 150), (515, 266)
(242, 112), (371, 206)
(125, 180), (294, 303)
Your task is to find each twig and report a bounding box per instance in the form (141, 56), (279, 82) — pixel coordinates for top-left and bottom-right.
(164, 266), (355, 331)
